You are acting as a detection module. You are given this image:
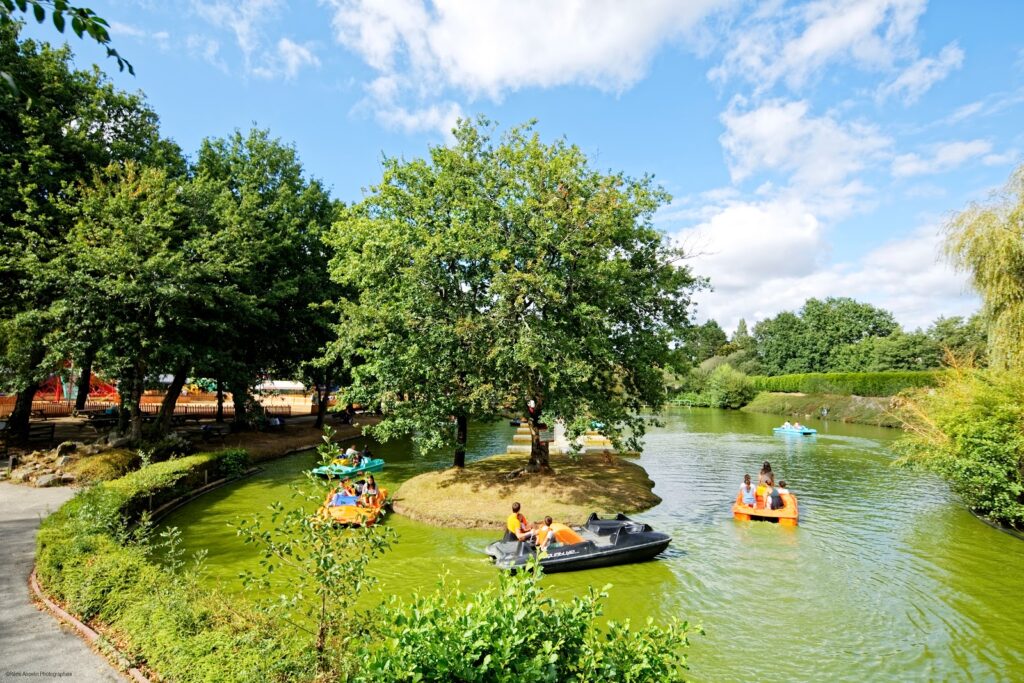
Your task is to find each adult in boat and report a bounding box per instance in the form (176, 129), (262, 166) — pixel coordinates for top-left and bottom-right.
(360, 444), (373, 460)
(739, 474), (756, 507)
(506, 502), (536, 541)
(782, 420), (793, 429)
(758, 461), (773, 486)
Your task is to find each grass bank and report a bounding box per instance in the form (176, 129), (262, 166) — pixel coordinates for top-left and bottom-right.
(393, 451), (661, 529)
(741, 392), (905, 428)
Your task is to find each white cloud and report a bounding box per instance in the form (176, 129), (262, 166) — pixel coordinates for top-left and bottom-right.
(710, 0), (927, 91)
(186, 34), (228, 73)
(376, 101), (464, 137)
(982, 149), (1019, 167)
(668, 201), (976, 331)
(253, 38), (321, 80)
(877, 41), (963, 104)
(324, 0), (728, 99)
(192, 0), (282, 68)
(892, 139), (992, 177)
(719, 98), (891, 191)
(110, 21), (171, 50)
(322, 0), (729, 135)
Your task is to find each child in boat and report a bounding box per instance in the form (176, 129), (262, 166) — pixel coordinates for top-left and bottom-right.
(768, 481), (784, 510)
(739, 474), (756, 507)
(537, 516), (555, 550)
(338, 478), (356, 496)
(793, 422), (804, 430)
(777, 480), (790, 495)
(756, 471), (774, 509)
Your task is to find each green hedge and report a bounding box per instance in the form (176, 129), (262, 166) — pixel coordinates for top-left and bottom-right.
(750, 370), (942, 397)
(34, 449), (309, 682)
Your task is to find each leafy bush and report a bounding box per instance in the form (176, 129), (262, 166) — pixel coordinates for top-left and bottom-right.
(750, 370), (941, 397)
(142, 431), (196, 462)
(357, 558), (698, 682)
(216, 447), (250, 479)
(895, 368), (1024, 528)
(703, 364), (756, 409)
(35, 447), (301, 682)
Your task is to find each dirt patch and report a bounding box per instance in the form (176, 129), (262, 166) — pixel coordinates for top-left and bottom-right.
(393, 451), (661, 529)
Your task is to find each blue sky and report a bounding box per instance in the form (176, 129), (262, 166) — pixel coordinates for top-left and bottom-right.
(22, 0), (1024, 332)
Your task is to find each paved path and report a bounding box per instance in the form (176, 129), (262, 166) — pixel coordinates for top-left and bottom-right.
(0, 482), (122, 681)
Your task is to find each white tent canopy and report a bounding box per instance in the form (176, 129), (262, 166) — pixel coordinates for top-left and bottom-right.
(255, 380), (307, 393)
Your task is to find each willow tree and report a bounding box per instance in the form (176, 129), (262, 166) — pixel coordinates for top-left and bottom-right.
(329, 119), (700, 471)
(945, 165), (1024, 371)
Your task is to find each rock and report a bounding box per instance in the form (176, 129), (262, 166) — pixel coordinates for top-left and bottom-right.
(34, 473), (59, 488)
(0, 471), (7, 481)
(60, 473), (77, 484)
(55, 441), (82, 458)
(108, 436), (132, 449)
(9, 469), (30, 483)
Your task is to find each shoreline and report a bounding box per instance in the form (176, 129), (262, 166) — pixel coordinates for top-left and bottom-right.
(740, 392), (905, 429)
(393, 451), (662, 529)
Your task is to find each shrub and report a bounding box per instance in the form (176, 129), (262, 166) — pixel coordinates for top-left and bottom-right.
(703, 364), (756, 409)
(750, 370), (941, 397)
(895, 368), (1024, 528)
(356, 558), (699, 682)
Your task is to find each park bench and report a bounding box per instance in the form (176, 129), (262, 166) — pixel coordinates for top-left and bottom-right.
(190, 424), (230, 444)
(27, 422), (56, 445)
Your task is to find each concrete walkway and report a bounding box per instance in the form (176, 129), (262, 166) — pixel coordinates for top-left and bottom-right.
(0, 482), (122, 681)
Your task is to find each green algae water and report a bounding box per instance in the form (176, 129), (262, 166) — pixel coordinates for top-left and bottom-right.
(160, 409), (1024, 682)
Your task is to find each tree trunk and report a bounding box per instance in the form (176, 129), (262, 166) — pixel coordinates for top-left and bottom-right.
(527, 428), (553, 474)
(74, 347), (95, 410)
(8, 383), (39, 444)
(155, 364), (189, 434)
(216, 378), (224, 423)
(128, 362), (145, 444)
(314, 371), (332, 429)
(453, 413), (468, 468)
(230, 381), (249, 428)
(7, 345), (45, 443)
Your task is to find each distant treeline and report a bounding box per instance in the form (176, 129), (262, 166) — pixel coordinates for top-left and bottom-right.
(675, 297), (986, 379)
(749, 370), (940, 397)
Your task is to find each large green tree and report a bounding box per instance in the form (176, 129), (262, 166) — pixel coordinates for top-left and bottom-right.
(944, 165), (1024, 371)
(193, 129), (336, 425)
(329, 119), (700, 471)
(0, 24), (174, 441)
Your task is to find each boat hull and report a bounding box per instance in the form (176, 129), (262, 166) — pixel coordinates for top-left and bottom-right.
(317, 487), (388, 526)
(732, 492), (799, 526)
(311, 458), (385, 478)
(485, 513), (671, 573)
(773, 427), (817, 435)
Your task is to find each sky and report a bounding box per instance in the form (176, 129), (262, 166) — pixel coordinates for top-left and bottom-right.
(20, 0), (1024, 333)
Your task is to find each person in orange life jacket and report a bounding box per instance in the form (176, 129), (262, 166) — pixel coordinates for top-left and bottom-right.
(506, 502), (536, 541)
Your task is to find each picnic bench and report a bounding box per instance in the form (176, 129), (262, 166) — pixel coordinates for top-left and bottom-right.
(0, 420), (56, 452)
(28, 421), (56, 445)
(186, 424), (231, 444)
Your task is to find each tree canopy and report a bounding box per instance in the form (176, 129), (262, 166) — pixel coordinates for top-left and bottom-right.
(329, 119), (701, 469)
(945, 164), (1024, 371)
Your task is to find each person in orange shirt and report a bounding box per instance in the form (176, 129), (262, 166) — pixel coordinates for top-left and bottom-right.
(506, 502), (536, 541)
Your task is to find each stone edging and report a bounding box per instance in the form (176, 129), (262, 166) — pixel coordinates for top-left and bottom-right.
(29, 569), (150, 682)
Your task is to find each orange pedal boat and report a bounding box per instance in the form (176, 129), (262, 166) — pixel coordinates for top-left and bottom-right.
(318, 487), (388, 527)
(732, 491), (799, 526)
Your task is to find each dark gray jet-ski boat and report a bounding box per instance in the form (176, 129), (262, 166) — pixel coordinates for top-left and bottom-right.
(484, 513), (671, 573)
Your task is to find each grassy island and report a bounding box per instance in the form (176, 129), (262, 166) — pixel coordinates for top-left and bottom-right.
(393, 451), (661, 529)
